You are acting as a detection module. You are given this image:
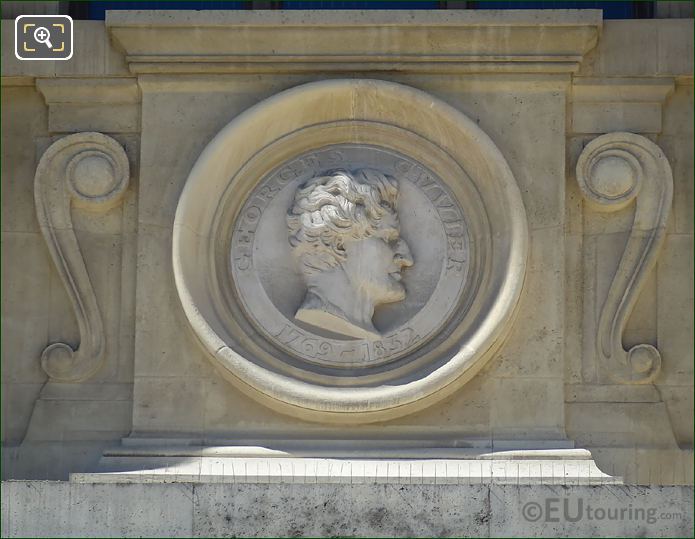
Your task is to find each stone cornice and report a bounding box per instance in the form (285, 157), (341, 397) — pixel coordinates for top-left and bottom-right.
(106, 10), (602, 74)
(36, 78), (140, 104)
(570, 77), (676, 134)
(572, 77), (675, 103)
(35, 78), (141, 133)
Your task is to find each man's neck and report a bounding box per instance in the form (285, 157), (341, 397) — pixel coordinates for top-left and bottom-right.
(297, 270), (379, 339)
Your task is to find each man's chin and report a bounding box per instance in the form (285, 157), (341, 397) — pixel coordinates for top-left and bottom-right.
(380, 283), (406, 303)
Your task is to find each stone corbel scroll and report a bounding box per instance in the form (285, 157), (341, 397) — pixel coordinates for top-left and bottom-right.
(576, 132), (673, 384)
(34, 132), (130, 382)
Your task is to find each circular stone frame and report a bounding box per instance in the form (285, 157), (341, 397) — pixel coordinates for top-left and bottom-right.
(173, 79), (528, 423)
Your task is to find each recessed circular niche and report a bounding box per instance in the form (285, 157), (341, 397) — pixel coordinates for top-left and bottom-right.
(173, 79), (528, 423)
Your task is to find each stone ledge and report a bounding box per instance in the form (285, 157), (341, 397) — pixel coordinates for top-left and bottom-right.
(73, 440), (618, 486)
(72, 455), (618, 486)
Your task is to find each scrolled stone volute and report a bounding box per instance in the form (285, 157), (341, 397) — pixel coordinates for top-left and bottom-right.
(576, 132), (673, 384)
(34, 132), (130, 382)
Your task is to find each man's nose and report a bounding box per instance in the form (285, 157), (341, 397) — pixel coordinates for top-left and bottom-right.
(394, 240), (414, 268)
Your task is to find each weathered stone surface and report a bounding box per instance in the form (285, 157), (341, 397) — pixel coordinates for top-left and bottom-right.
(489, 484), (693, 538)
(0, 10), (692, 493)
(2, 481), (194, 537)
(2, 481), (692, 538)
(578, 20), (693, 77)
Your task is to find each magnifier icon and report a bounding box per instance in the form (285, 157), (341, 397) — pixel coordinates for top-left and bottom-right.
(33, 26), (53, 49)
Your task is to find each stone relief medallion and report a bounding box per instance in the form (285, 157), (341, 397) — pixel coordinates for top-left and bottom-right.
(174, 79), (528, 423)
(230, 146), (469, 369)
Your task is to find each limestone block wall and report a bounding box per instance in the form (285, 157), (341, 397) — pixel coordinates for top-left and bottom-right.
(1, 11), (692, 483)
(2, 482), (693, 538)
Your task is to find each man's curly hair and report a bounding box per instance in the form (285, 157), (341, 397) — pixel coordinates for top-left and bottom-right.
(287, 169), (399, 276)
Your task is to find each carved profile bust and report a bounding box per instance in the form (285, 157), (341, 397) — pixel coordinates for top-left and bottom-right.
(287, 169), (413, 340)
(176, 79), (528, 419)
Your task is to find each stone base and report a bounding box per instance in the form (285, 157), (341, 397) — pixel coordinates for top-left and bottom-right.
(70, 438), (619, 486)
(2, 481), (692, 537)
